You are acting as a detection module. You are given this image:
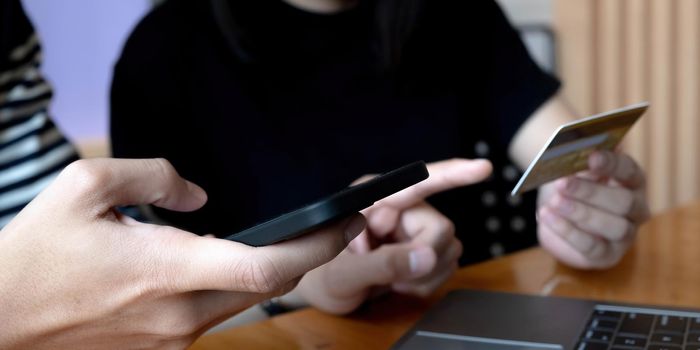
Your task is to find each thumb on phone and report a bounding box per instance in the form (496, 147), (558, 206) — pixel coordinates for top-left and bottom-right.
(160, 214), (366, 293)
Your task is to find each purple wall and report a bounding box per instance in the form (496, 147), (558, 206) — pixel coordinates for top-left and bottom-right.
(22, 0), (151, 141)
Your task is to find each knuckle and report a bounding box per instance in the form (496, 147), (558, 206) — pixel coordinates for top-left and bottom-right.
(152, 157), (177, 175)
(572, 201), (591, 224)
(426, 216), (455, 243)
(437, 217), (456, 235)
(574, 180), (595, 200)
(60, 159), (112, 193)
(556, 194), (585, 222)
(149, 158), (182, 205)
(541, 207), (573, 235)
(233, 255), (285, 294)
(151, 158), (179, 184)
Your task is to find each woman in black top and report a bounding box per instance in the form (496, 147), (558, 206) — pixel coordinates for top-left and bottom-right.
(111, 0), (649, 314)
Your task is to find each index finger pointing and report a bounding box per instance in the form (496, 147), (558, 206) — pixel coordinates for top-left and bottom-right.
(376, 158), (492, 209)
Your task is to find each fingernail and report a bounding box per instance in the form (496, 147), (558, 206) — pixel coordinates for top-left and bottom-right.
(186, 181), (208, 203)
(409, 247), (435, 276)
(344, 214), (366, 243)
(591, 152), (608, 170)
(540, 209), (554, 226)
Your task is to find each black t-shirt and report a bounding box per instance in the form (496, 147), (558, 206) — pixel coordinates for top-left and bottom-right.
(111, 0), (560, 265)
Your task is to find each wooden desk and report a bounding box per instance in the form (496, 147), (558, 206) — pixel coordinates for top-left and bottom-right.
(191, 202), (700, 349)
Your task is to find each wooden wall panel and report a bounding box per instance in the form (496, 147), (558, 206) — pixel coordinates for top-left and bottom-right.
(555, 0), (700, 213)
(555, 1), (596, 116)
(622, 0), (650, 170)
(648, 0), (675, 211)
(597, 0), (623, 111)
(676, 0), (700, 205)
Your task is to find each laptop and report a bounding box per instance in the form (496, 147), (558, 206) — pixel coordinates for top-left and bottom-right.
(392, 289), (700, 350)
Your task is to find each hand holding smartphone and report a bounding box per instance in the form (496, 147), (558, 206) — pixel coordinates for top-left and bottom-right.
(225, 161), (429, 246)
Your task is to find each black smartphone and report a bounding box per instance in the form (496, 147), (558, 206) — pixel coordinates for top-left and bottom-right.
(225, 161), (429, 246)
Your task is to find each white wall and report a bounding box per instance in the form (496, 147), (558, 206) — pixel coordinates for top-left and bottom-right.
(22, 0), (151, 142)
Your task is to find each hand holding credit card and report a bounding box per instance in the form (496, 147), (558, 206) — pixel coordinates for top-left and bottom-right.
(511, 102), (649, 196)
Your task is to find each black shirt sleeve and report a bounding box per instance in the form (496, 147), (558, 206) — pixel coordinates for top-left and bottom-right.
(478, 0), (561, 148)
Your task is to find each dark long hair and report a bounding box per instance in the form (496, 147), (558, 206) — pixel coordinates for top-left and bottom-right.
(209, 0), (425, 70)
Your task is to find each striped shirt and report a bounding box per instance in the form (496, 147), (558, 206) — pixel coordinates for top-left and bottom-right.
(0, 0), (80, 228)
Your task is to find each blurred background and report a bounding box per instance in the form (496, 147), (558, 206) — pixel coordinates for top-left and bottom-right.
(22, 0), (699, 213)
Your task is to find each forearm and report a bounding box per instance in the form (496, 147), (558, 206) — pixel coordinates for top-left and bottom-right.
(508, 95), (580, 170)
(508, 95), (579, 210)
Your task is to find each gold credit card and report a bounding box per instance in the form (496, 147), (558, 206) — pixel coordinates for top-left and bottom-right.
(511, 102), (649, 196)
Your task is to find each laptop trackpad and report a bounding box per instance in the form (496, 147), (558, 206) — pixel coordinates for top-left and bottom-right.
(391, 290), (598, 349)
(399, 331), (562, 350)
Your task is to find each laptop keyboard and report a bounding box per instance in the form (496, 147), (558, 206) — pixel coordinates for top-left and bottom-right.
(577, 306), (700, 350)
